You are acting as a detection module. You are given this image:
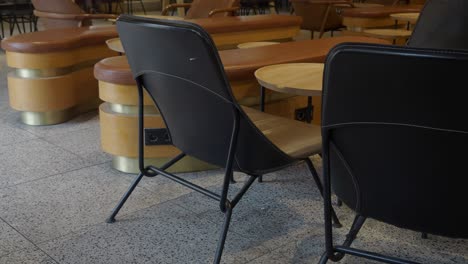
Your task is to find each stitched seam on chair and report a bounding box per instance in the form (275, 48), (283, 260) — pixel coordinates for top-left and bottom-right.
(323, 122), (468, 134)
(330, 141), (361, 213)
(134, 70), (234, 104)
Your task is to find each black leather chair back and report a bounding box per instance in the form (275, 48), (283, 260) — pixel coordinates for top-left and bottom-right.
(322, 43), (468, 238)
(116, 15), (293, 174)
(408, 0), (468, 50)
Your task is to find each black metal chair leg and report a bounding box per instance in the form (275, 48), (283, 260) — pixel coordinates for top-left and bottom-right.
(421, 233), (428, 239)
(139, 0), (146, 14)
(319, 252), (330, 264)
(213, 206), (233, 264)
(258, 175), (263, 182)
(229, 171), (236, 184)
(260, 86), (266, 112)
(106, 172), (145, 223)
(305, 158), (342, 228)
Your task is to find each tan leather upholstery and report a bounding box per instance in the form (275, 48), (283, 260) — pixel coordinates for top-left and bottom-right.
(185, 0), (240, 19)
(1, 15), (301, 53)
(242, 106), (321, 158)
(1, 26), (117, 53)
(92, 36), (388, 86)
(92, 36), (389, 86)
(220, 36), (389, 80)
(31, 0), (116, 29)
(94, 56), (135, 85)
(341, 5), (422, 18)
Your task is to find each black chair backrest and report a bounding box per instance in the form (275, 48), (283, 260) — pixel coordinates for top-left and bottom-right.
(322, 43), (468, 238)
(408, 0), (468, 50)
(116, 15), (293, 174)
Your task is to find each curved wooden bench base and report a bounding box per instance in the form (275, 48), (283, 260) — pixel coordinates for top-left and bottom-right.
(21, 98), (101, 126)
(100, 102), (218, 173)
(6, 45), (117, 125)
(98, 79), (312, 173)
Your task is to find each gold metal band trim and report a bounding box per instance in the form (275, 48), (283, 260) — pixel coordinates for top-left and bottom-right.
(112, 155), (218, 174)
(20, 98), (102, 125)
(109, 103), (160, 115)
(13, 59), (103, 79)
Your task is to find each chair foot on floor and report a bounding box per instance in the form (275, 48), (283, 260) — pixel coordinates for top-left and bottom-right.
(258, 175), (263, 182)
(213, 206), (233, 264)
(319, 252), (330, 264)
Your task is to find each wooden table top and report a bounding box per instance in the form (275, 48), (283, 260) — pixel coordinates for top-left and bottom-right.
(106, 38), (124, 53)
(237, 41), (280, 49)
(255, 63), (324, 97)
(390, 12), (420, 24)
(363, 29), (413, 39)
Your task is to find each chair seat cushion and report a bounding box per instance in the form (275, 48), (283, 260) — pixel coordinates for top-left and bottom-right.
(242, 106), (321, 159)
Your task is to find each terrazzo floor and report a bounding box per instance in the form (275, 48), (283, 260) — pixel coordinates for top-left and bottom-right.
(1, 23), (468, 264)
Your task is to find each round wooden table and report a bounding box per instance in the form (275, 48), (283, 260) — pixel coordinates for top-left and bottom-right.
(106, 38), (124, 53)
(390, 12), (420, 24)
(255, 63), (324, 123)
(237, 41), (280, 49)
(363, 29), (412, 44)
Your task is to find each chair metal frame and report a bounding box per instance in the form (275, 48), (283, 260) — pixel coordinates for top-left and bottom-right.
(107, 15), (342, 264)
(318, 43), (468, 264)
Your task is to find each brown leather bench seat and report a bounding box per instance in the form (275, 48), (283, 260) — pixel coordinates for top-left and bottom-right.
(1, 14), (302, 126)
(95, 36), (388, 173)
(96, 36), (388, 84)
(1, 14), (301, 53)
(1, 26), (118, 53)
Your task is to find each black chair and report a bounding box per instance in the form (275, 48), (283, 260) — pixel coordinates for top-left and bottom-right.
(407, 0), (468, 50)
(318, 43), (468, 263)
(107, 15), (341, 264)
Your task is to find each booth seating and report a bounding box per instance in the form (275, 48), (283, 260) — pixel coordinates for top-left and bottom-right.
(1, 14), (302, 126)
(290, 0), (384, 39)
(340, 5), (422, 33)
(2, 26), (118, 125)
(31, 0), (117, 30)
(161, 0), (240, 18)
(94, 36), (388, 173)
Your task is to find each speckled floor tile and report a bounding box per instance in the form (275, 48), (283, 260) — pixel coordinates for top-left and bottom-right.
(39, 201), (269, 264)
(0, 164), (163, 243)
(1, 48), (468, 264)
(43, 126), (111, 165)
(0, 139), (90, 188)
(6, 111), (100, 139)
(0, 123), (36, 146)
(0, 247), (57, 264)
(0, 219), (36, 257)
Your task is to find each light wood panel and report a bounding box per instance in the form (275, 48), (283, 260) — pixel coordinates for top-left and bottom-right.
(100, 103), (180, 158)
(9, 68), (98, 112)
(98, 81), (154, 106)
